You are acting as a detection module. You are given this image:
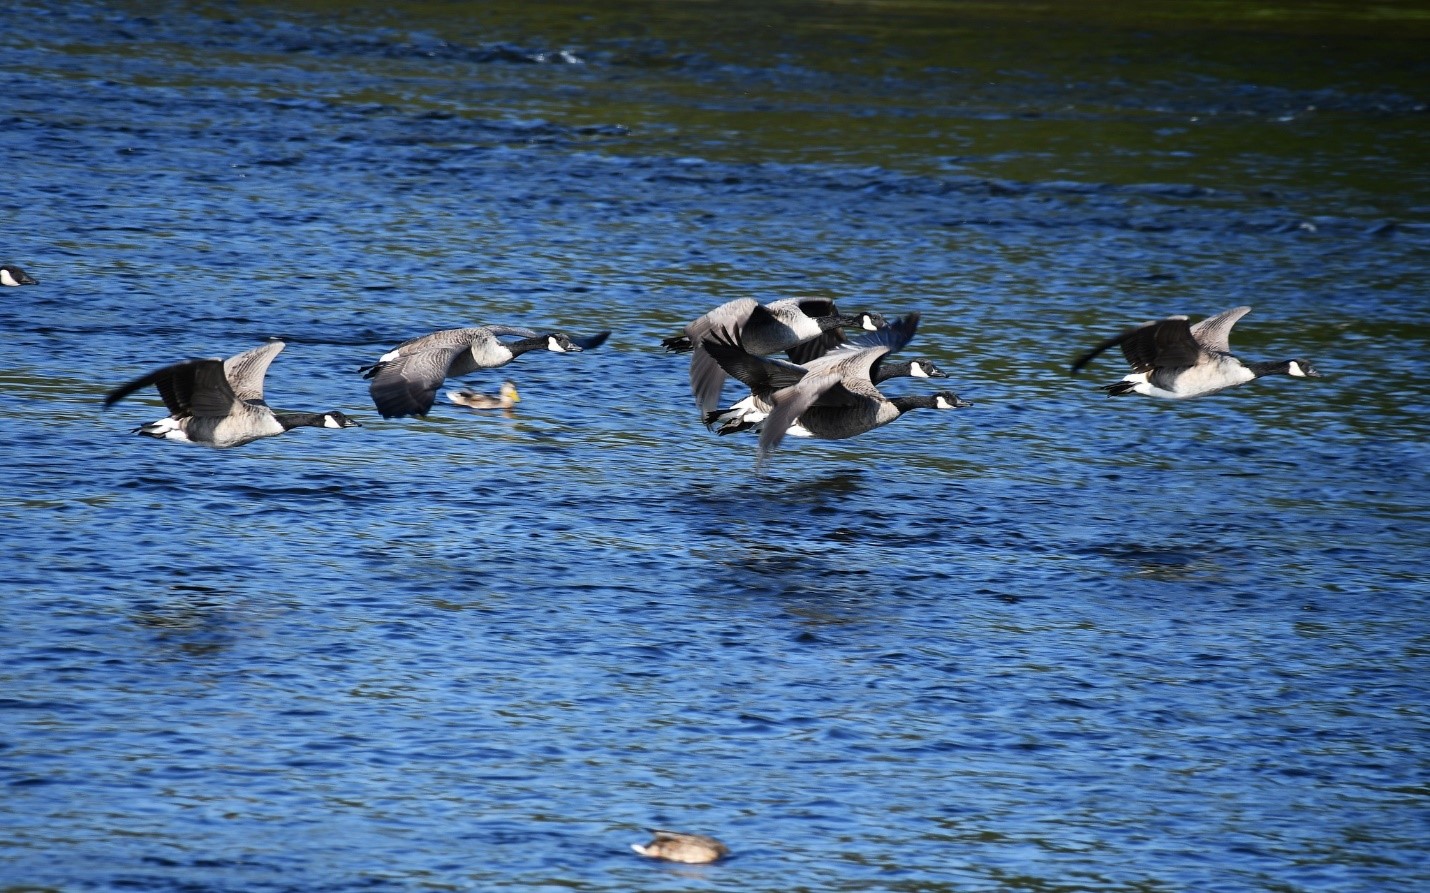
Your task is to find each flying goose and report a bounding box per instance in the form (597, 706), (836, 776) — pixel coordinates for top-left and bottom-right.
(1070, 305), (1320, 399)
(103, 341), (361, 448)
(446, 380), (520, 410)
(704, 356), (950, 436)
(1, 264), (37, 286)
(702, 312), (972, 465)
(360, 326), (609, 418)
(663, 297), (885, 416)
(631, 830), (729, 864)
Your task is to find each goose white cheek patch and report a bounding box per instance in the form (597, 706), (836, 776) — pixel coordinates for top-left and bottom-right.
(1287, 361), (1306, 377)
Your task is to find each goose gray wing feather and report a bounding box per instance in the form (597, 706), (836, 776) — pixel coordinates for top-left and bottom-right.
(702, 328), (808, 397)
(782, 301), (849, 364)
(850, 311), (919, 353)
(186, 360), (244, 418)
(482, 325), (540, 339)
(223, 341), (285, 405)
(685, 299), (760, 344)
(385, 326), (494, 354)
(785, 330), (843, 365)
(802, 312), (920, 378)
(760, 369), (857, 460)
(368, 346), (468, 417)
(1123, 317), (1203, 371)
(103, 357), (230, 418)
(1188, 305), (1251, 354)
(567, 330), (610, 350)
(1071, 314), (1196, 374)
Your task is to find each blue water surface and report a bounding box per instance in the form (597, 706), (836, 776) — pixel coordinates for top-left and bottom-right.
(1, 2), (1427, 891)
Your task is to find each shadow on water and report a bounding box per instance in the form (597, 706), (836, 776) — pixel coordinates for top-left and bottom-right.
(128, 586), (258, 660)
(678, 470), (929, 617)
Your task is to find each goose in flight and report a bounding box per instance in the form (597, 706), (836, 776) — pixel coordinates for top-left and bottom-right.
(704, 355), (949, 436)
(664, 297), (884, 416)
(361, 326), (608, 418)
(103, 341), (361, 448)
(1070, 305), (1319, 398)
(702, 312), (971, 466)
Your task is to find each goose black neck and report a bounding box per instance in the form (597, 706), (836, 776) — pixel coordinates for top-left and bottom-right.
(873, 360), (912, 383)
(275, 411), (331, 430)
(889, 394), (940, 414)
(508, 335), (549, 357)
(1246, 359), (1294, 377)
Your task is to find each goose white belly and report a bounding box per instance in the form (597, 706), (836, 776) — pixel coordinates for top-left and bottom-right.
(161, 411), (286, 448)
(1129, 358), (1256, 399)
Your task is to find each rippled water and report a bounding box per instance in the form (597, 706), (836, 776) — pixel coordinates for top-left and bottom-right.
(2, 1), (1427, 891)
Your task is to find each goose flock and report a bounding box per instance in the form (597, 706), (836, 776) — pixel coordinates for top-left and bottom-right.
(1, 266), (1323, 463)
(13, 264), (1325, 862)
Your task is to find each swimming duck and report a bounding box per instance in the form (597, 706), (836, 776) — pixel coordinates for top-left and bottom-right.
(1070, 305), (1320, 399)
(104, 341), (362, 448)
(1, 264), (37, 286)
(663, 297), (885, 416)
(702, 312), (972, 465)
(631, 830), (729, 864)
(446, 380), (520, 410)
(360, 326), (608, 418)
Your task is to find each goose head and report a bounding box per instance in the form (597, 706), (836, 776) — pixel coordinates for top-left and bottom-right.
(854, 310), (886, 331)
(906, 359), (949, 379)
(932, 391), (973, 409)
(546, 333), (582, 353)
(1, 265), (37, 286)
(322, 412), (363, 428)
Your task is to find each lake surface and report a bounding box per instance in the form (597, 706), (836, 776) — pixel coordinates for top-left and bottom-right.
(2, 1), (1427, 890)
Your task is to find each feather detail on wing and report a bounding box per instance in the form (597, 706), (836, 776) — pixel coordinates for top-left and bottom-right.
(367, 346), (466, 417)
(702, 328), (809, 397)
(758, 371), (845, 462)
(223, 341), (285, 404)
(1188, 306), (1251, 354)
